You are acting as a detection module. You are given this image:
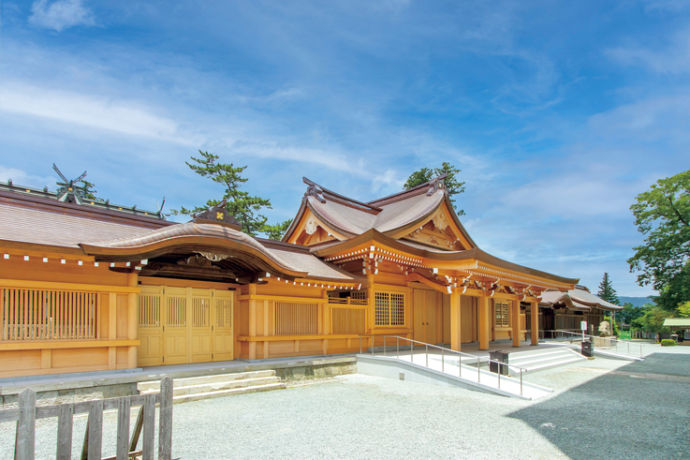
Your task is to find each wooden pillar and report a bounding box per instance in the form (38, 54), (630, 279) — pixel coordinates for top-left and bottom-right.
(127, 273), (138, 369)
(449, 291), (462, 351)
(248, 284), (257, 360)
(530, 300), (539, 346)
(108, 292), (117, 369)
(478, 295), (490, 350)
(511, 299), (521, 348)
(366, 274), (375, 334)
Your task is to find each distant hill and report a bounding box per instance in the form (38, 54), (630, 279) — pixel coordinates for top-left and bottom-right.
(619, 296), (653, 307)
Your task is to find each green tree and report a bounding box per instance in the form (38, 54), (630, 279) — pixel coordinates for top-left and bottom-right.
(631, 304), (672, 336)
(596, 272), (620, 304)
(628, 170), (690, 310)
(173, 151), (273, 236)
(404, 162), (466, 215)
(618, 302), (644, 325)
(677, 301), (690, 318)
(262, 219), (293, 241)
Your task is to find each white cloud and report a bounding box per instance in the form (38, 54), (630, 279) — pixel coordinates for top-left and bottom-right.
(29, 0), (95, 32)
(606, 27), (690, 75)
(0, 165), (55, 189)
(0, 82), (191, 144)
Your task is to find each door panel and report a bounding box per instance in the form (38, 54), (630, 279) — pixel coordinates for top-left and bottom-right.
(164, 289), (188, 364)
(138, 286), (164, 366)
(413, 289), (440, 344)
(461, 295), (477, 343)
(190, 292), (212, 362)
(212, 292), (234, 361)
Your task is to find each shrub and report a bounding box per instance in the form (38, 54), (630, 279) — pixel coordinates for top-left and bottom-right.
(660, 339), (676, 347)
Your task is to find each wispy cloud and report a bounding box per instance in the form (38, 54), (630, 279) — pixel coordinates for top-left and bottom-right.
(29, 0), (95, 32)
(606, 27), (690, 74)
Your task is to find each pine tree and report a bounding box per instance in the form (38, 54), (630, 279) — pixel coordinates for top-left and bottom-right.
(404, 162), (466, 215)
(172, 151), (273, 236)
(597, 272), (620, 305)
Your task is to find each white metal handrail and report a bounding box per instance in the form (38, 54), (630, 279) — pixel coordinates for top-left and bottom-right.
(540, 329), (645, 357)
(358, 335), (528, 397)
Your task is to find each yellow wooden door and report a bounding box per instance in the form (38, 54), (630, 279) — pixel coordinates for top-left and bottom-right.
(190, 289), (213, 363)
(138, 286), (164, 367)
(413, 289), (439, 344)
(163, 287), (188, 364)
(211, 291), (234, 361)
(413, 289), (427, 342)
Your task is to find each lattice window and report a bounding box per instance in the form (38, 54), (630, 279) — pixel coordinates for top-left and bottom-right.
(374, 292), (405, 326)
(138, 294), (161, 328)
(495, 301), (510, 328)
(275, 302), (318, 335)
(215, 298), (233, 328)
(1, 287), (98, 340)
(166, 296), (186, 327)
(191, 297), (210, 328)
(328, 290), (368, 305)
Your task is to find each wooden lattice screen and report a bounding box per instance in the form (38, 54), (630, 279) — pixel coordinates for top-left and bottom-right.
(275, 302), (318, 335)
(1, 287), (99, 341)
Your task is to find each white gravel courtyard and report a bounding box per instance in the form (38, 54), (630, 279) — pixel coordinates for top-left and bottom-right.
(1, 347), (688, 459)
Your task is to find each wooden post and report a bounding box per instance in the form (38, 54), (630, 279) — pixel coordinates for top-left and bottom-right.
(14, 388), (35, 460)
(248, 284), (257, 360)
(57, 404), (74, 460)
(158, 377), (173, 460)
(116, 398), (131, 460)
(127, 273), (138, 368)
(449, 291), (462, 351)
(478, 295), (490, 350)
(142, 394), (156, 460)
(108, 292), (117, 369)
(87, 400), (103, 460)
(530, 300), (539, 346)
(512, 300), (521, 348)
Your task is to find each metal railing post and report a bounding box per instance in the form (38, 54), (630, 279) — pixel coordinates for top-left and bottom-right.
(359, 336), (362, 354)
(477, 357), (480, 383)
(396, 336), (399, 359)
(441, 348), (445, 372)
(383, 336), (386, 357)
(497, 363), (501, 389)
(410, 340), (413, 363)
(425, 345), (429, 367)
(520, 369), (523, 397)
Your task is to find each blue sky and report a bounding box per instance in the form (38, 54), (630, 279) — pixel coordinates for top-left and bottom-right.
(1, 0), (689, 296)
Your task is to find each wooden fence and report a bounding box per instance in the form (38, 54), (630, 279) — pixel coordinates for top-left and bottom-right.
(0, 377), (173, 460)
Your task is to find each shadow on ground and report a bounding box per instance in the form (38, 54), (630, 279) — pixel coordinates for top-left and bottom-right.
(508, 353), (690, 460)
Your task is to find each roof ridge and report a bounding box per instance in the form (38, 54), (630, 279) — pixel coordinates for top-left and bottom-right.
(367, 174), (448, 206)
(302, 177), (382, 212)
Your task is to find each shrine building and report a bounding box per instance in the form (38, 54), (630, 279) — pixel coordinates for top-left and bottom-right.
(0, 176), (617, 378)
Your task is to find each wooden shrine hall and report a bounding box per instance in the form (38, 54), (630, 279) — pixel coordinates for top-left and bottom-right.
(0, 176), (581, 378)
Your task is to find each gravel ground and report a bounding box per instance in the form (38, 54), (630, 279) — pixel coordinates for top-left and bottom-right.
(1, 348), (688, 460)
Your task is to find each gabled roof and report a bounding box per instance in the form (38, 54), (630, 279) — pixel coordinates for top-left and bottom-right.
(540, 286), (622, 311)
(283, 176), (476, 247)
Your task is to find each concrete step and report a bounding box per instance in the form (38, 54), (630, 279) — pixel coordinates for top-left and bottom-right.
(140, 376), (282, 396)
(509, 348), (576, 360)
(137, 370), (276, 392)
(172, 382), (286, 404)
(510, 350), (579, 365)
(521, 356), (585, 372)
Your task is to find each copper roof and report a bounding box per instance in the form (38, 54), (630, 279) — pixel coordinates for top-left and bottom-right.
(0, 190), (168, 249)
(540, 287), (622, 311)
(284, 177), (476, 246)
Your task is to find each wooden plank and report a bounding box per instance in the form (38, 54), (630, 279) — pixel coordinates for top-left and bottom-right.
(0, 339), (140, 351)
(0, 279), (140, 294)
(116, 398), (131, 460)
(129, 405), (144, 453)
(87, 400), (103, 460)
(14, 388), (35, 460)
(142, 395), (155, 460)
(158, 377), (173, 460)
(56, 404), (73, 460)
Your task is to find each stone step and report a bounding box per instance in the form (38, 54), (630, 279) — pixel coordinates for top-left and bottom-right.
(172, 382), (286, 404)
(511, 352), (582, 368)
(137, 370), (276, 392)
(509, 350), (579, 365)
(140, 376), (282, 397)
(521, 356), (585, 372)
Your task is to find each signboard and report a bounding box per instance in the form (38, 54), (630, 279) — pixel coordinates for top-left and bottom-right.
(580, 321), (587, 331)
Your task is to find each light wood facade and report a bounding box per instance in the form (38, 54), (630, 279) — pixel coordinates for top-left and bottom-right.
(0, 177), (586, 378)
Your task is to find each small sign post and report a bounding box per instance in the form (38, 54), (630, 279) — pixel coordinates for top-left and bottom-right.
(580, 321), (587, 341)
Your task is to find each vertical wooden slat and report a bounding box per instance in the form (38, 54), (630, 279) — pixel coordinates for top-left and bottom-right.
(14, 388), (35, 460)
(158, 377), (173, 460)
(2, 288), (6, 340)
(129, 405), (144, 453)
(116, 398), (131, 460)
(56, 403), (73, 460)
(142, 394), (156, 460)
(87, 400), (103, 460)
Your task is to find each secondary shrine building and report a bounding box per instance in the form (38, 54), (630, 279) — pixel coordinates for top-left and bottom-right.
(0, 176), (583, 378)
